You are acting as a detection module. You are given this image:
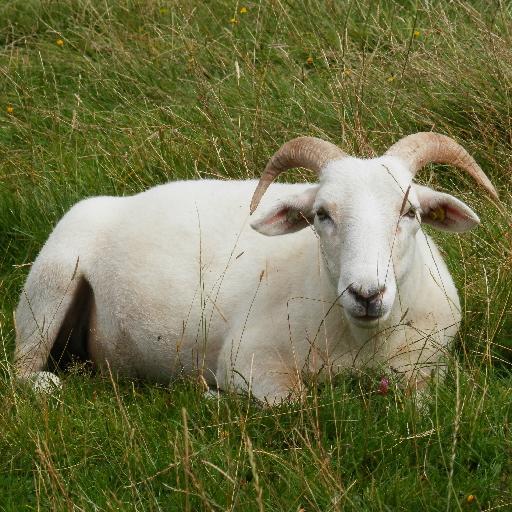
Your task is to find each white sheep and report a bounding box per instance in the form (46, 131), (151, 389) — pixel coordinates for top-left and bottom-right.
(14, 133), (497, 402)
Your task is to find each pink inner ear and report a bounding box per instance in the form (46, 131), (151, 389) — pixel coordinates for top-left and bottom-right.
(427, 203), (467, 226)
(445, 204), (470, 222)
(263, 207), (289, 226)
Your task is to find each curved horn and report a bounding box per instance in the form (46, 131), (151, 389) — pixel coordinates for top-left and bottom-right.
(385, 132), (498, 199)
(250, 136), (347, 214)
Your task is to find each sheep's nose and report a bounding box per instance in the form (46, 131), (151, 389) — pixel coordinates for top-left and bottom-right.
(348, 284), (386, 308)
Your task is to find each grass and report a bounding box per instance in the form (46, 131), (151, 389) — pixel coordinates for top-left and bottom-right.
(0, 0), (511, 509)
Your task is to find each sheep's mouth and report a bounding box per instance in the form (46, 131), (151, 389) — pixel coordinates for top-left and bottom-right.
(346, 309), (388, 328)
(349, 313), (382, 326)
(356, 314), (381, 321)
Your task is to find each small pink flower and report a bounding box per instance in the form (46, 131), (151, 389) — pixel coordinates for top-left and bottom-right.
(377, 377), (389, 395)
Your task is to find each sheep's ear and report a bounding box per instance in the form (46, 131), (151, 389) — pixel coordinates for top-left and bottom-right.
(415, 185), (480, 232)
(251, 186), (318, 236)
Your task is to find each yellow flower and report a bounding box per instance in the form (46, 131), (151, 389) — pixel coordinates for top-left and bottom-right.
(306, 56), (314, 65)
(429, 206), (445, 222)
(56, 38), (64, 46)
(240, 6), (248, 14)
(229, 17), (238, 24)
(343, 68), (352, 76)
(387, 75), (395, 82)
(467, 495), (476, 504)
(413, 30), (420, 38)
(6, 105), (13, 114)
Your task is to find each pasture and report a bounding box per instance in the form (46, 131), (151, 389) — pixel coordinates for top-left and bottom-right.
(0, 0), (511, 509)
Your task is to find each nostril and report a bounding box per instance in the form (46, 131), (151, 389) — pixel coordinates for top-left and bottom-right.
(369, 285), (386, 302)
(347, 284), (361, 299)
(347, 284), (368, 305)
(348, 284), (386, 303)
(346, 283), (388, 319)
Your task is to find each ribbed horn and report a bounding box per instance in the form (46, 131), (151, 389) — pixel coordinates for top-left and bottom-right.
(385, 132), (498, 199)
(250, 137), (347, 214)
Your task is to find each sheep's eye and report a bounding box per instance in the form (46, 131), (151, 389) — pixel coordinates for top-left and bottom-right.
(404, 207), (417, 219)
(316, 208), (332, 223)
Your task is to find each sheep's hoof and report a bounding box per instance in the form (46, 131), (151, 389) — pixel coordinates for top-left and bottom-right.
(203, 388), (221, 400)
(30, 371), (62, 394)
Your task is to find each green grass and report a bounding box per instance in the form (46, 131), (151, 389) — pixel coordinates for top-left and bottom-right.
(0, 0), (511, 509)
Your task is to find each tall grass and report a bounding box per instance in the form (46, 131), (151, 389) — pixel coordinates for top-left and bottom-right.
(0, 0), (510, 509)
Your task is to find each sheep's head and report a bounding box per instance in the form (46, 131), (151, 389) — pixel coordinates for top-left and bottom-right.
(250, 134), (498, 328)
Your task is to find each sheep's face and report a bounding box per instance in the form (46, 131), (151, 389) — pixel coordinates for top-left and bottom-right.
(313, 158), (421, 327)
(251, 156), (480, 328)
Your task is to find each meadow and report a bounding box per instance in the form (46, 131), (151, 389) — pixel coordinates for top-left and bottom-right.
(0, 0), (511, 510)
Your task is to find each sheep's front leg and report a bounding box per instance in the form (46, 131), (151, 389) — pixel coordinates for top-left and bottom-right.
(244, 366), (302, 405)
(386, 332), (448, 398)
(219, 350), (302, 405)
(405, 363), (447, 396)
